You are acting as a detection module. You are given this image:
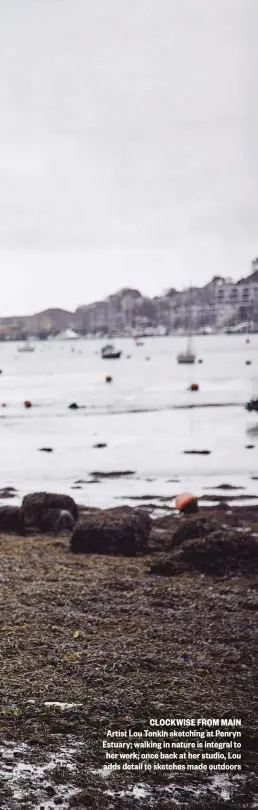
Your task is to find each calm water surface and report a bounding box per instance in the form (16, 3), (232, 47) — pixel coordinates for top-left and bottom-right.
(0, 335), (257, 507)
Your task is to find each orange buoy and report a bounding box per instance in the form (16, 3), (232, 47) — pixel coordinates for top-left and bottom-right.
(106, 376), (112, 383)
(189, 383), (199, 391)
(24, 400), (32, 409)
(176, 492), (198, 514)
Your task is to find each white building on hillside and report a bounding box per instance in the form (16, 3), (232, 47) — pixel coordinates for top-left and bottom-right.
(213, 277), (258, 327)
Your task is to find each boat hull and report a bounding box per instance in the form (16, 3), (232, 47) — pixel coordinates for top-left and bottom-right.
(102, 352), (121, 359)
(177, 355), (195, 364)
(18, 347), (35, 353)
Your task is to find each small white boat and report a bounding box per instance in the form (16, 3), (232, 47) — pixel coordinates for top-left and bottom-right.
(18, 342), (35, 353)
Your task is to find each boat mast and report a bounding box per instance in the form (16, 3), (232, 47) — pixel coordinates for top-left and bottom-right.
(187, 281), (193, 351)
(108, 299), (113, 339)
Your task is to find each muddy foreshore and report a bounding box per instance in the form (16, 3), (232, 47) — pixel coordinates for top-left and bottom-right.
(0, 503), (258, 809)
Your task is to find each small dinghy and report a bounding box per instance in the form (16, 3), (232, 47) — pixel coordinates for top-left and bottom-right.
(101, 343), (121, 359)
(18, 342), (35, 353)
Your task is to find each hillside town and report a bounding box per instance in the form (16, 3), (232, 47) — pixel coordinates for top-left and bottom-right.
(1, 257), (258, 341)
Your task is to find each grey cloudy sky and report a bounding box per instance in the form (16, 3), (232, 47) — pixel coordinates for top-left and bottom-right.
(0, 0), (257, 314)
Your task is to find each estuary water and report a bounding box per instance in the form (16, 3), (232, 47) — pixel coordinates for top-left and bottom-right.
(0, 335), (257, 508)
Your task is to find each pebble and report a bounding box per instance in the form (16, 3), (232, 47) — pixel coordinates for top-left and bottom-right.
(1, 754), (14, 763)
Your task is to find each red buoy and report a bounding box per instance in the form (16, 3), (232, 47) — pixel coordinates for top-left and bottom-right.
(189, 383), (199, 392)
(24, 400), (32, 409)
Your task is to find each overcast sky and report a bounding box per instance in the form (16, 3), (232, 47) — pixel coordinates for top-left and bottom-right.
(0, 0), (257, 314)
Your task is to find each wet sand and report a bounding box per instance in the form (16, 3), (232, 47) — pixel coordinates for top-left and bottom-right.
(0, 504), (258, 809)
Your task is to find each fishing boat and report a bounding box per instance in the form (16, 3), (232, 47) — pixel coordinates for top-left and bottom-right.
(177, 337), (196, 365)
(101, 343), (121, 360)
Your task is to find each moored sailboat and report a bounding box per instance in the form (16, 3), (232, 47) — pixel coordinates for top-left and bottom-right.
(177, 336), (196, 364)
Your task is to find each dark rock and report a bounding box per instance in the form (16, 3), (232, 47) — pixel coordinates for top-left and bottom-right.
(216, 500), (230, 510)
(56, 510), (76, 532)
(38, 508), (62, 533)
(70, 507), (151, 556)
(0, 487), (17, 499)
(205, 484), (245, 491)
(39, 448), (53, 453)
(170, 518), (217, 547)
(22, 492), (78, 528)
(246, 445), (255, 449)
(90, 470), (135, 479)
(149, 526), (258, 577)
(183, 450), (211, 455)
(0, 506), (25, 535)
(69, 402), (79, 409)
(93, 443), (107, 449)
(39, 508), (75, 534)
(45, 786), (56, 797)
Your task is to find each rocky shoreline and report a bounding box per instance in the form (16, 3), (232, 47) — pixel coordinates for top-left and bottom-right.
(0, 497), (258, 808)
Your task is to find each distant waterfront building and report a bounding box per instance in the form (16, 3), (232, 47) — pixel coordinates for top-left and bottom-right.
(0, 259), (258, 339)
(213, 274), (258, 328)
(214, 281), (258, 305)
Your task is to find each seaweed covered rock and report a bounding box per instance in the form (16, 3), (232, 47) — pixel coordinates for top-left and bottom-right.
(171, 518), (217, 547)
(0, 506), (25, 535)
(39, 508), (76, 534)
(22, 492), (78, 530)
(70, 507), (151, 556)
(182, 530), (258, 575)
(149, 527), (258, 577)
(151, 517), (218, 554)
